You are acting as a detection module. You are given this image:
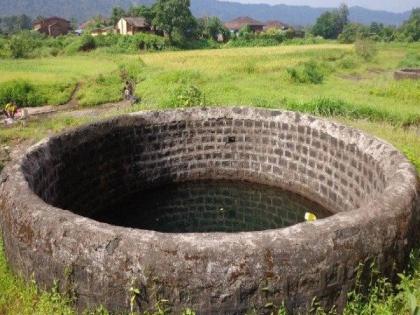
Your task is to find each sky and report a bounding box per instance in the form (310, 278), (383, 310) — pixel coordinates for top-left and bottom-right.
(224, 0), (420, 12)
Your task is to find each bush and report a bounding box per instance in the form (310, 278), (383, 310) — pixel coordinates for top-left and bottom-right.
(355, 39), (378, 61)
(338, 55), (359, 69)
(224, 28), (293, 48)
(8, 31), (43, 58)
(79, 35), (96, 51)
(399, 52), (420, 68)
(167, 84), (205, 107)
(338, 23), (369, 43)
(287, 60), (325, 84)
(0, 80), (46, 108)
(95, 33), (168, 53)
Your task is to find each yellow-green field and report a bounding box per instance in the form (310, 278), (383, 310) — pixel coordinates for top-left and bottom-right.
(0, 42), (419, 314)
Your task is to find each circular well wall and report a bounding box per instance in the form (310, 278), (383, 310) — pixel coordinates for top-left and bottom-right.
(0, 107), (418, 314)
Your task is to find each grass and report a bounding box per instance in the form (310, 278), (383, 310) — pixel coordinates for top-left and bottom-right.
(0, 55), (120, 106)
(1, 43), (419, 125)
(135, 43), (420, 126)
(0, 42), (419, 314)
(0, 238), (74, 315)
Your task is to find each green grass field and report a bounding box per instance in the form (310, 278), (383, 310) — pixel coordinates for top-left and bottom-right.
(0, 42), (419, 314)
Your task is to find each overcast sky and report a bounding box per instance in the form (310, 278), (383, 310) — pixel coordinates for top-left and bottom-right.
(224, 0), (420, 12)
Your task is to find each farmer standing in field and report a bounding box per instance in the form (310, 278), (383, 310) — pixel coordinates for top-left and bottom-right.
(123, 81), (138, 105)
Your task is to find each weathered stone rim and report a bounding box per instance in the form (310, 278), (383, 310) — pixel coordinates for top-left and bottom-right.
(1, 107), (418, 313)
(5, 108), (417, 238)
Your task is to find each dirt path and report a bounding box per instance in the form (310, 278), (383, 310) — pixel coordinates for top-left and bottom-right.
(22, 83), (81, 117)
(19, 82), (132, 119)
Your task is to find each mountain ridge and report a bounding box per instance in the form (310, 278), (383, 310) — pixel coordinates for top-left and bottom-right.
(0, 0), (412, 26)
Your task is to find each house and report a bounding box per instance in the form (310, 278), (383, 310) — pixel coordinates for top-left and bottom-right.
(33, 17), (71, 37)
(224, 17), (265, 33)
(263, 20), (289, 31)
(116, 17), (152, 35)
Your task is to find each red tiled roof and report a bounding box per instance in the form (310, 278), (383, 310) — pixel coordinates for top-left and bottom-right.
(264, 20), (289, 29)
(33, 16), (70, 25)
(224, 17), (264, 31)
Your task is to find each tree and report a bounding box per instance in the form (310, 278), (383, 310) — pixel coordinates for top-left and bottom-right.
(398, 8), (420, 42)
(198, 16), (229, 41)
(128, 5), (155, 24)
(338, 4), (349, 27)
(0, 15), (32, 34)
(111, 7), (126, 25)
(312, 4), (349, 39)
(338, 23), (367, 43)
(152, 0), (196, 43)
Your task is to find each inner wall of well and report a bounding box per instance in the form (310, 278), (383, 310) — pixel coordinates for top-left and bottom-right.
(22, 115), (387, 218)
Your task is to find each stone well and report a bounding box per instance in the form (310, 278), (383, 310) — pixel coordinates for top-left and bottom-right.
(0, 107), (418, 314)
(394, 68), (420, 80)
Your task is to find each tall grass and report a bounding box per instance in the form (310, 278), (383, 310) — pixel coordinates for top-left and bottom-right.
(0, 238), (74, 315)
(284, 97), (420, 126)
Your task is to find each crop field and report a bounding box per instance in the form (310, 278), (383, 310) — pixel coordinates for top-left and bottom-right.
(0, 42), (419, 314)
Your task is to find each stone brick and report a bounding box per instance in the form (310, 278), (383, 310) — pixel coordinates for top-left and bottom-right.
(0, 107), (418, 315)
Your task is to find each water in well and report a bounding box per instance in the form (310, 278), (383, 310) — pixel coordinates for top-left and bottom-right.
(92, 180), (332, 233)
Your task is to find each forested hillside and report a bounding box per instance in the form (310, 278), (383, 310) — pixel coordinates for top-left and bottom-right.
(0, 0), (411, 25)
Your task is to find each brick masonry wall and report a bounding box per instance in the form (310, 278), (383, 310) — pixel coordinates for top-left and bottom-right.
(1, 107), (418, 314)
(24, 109), (385, 217)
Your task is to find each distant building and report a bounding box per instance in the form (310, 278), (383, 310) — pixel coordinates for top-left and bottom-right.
(263, 20), (289, 31)
(116, 17), (152, 35)
(224, 17), (265, 33)
(33, 17), (71, 37)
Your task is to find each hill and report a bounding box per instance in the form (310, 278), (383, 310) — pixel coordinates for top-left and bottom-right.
(0, 0), (412, 25)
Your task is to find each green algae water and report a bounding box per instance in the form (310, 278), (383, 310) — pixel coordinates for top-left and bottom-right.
(92, 180), (332, 233)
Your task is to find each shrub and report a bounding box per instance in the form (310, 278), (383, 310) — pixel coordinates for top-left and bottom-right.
(287, 60), (324, 84)
(95, 33), (168, 53)
(167, 84), (205, 107)
(225, 29), (287, 48)
(338, 23), (370, 43)
(0, 80), (46, 108)
(399, 52), (420, 68)
(338, 55), (359, 69)
(355, 39), (378, 61)
(79, 35), (96, 51)
(8, 31), (43, 58)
